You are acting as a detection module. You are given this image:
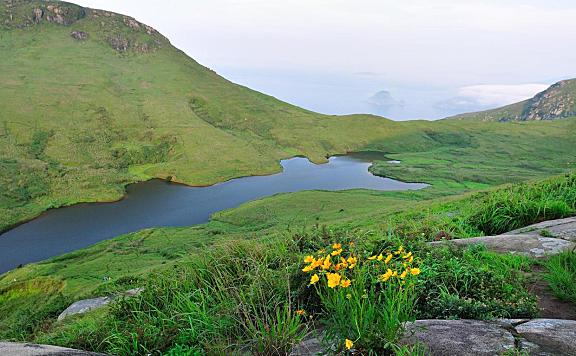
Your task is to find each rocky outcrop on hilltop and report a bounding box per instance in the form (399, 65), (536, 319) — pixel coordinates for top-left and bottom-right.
(2, 0), (86, 28)
(1, 0), (166, 54)
(520, 80), (576, 121)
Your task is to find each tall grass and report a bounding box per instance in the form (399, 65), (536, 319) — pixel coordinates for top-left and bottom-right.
(468, 173), (576, 235)
(386, 172), (576, 240)
(29, 230), (544, 354)
(545, 251), (576, 304)
(45, 239), (309, 355)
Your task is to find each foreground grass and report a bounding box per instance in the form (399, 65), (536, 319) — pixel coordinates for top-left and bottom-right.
(26, 236), (536, 355)
(545, 252), (576, 304)
(2, 172), (574, 353)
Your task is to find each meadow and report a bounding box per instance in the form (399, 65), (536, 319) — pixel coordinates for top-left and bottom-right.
(1, 171), (575, 354)
(1, 2), (576, 354)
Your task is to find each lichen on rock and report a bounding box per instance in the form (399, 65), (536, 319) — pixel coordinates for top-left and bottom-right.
(71, 30), (88, 41)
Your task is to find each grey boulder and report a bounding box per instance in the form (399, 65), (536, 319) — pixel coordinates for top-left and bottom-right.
(402, 319), (515, 356)
(508, 217), (576, 242)
(515, 319), (576, 355)
(0, 342), (105, 356)
(430, 234), (575, 258)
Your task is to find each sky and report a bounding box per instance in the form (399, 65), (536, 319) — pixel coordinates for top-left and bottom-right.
(73, 0), (576, 120)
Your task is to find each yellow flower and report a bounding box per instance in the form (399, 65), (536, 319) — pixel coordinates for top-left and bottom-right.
(408, 255), (414, 263)
(310, 274), (320, 285)
(327, 273), (342, 288)
(410, 268), (421, 276)
(379, 268), (394, 282)
(384, 253), (393, 264)
(302, 265), (314, 273)
(377, 253), (384, 261)
(296, 309), (305, 316)
(331, 249), (343, 256)
(395, 246), (404, 255)
(403, 251), (412, 260)
(340, 279), (351, 288)
(304, 255), (315, 263)
(367, 255), (377, 260)
(345, 339), (354, 350)
(332, 243), (342, 249)
(340, 257), (349, 267)
(322, 255), (332, 270)
(347, 256), (357, 269)
(312, 258), (323, 269)
(400, 270), (408, 279)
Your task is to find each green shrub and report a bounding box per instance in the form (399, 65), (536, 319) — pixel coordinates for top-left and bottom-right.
(415, 245), (538, 320)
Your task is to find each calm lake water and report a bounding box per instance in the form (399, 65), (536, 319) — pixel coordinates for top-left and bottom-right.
(0, 155), (427, 274)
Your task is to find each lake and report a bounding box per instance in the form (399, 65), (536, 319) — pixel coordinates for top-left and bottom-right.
(0, 154), (427, 274)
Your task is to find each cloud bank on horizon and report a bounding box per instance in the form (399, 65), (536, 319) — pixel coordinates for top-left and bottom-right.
(73, 0), (576, 120)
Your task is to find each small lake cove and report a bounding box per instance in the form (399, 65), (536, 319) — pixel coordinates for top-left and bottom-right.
(0, 154), (427, 274)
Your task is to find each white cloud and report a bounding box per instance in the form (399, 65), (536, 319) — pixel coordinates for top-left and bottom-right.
(70, 1), (576, 119)
(457, 84), (549, 107)
(435, 84), (549, 115)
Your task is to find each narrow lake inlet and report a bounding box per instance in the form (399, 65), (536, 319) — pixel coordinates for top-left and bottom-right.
(0, 155), (427, 274)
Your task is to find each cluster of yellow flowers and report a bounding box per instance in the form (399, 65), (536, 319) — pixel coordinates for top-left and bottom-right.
(302, 243), (356, 289)
(367, 246), (420, 283)
(302, 243), (421, 289)
(301, 243), (421, 353)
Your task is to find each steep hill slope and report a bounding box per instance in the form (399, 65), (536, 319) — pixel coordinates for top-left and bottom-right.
(446, 79), (576, 122)
(0, 0), (575, 234)
(0, 0), (417, 230)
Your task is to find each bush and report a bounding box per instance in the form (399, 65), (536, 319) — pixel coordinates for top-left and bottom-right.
(415, 245), (538, 320)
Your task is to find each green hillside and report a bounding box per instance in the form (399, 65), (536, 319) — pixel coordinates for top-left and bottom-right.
(1, 1), (576, 354)
(446, 79), (576, 122)
(1, 1), (575, 233)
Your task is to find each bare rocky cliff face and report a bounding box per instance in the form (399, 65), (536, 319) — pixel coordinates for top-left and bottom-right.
(1, 0), (167, 54)
(521, 80), (576, 121)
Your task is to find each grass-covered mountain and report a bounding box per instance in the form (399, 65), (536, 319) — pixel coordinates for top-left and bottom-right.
(1, 1), (575, 234)
(1, 1), (576, 354)
(447, 79), (576, 122)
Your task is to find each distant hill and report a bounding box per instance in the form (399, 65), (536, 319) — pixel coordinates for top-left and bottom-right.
(446, 79), (576, 122)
